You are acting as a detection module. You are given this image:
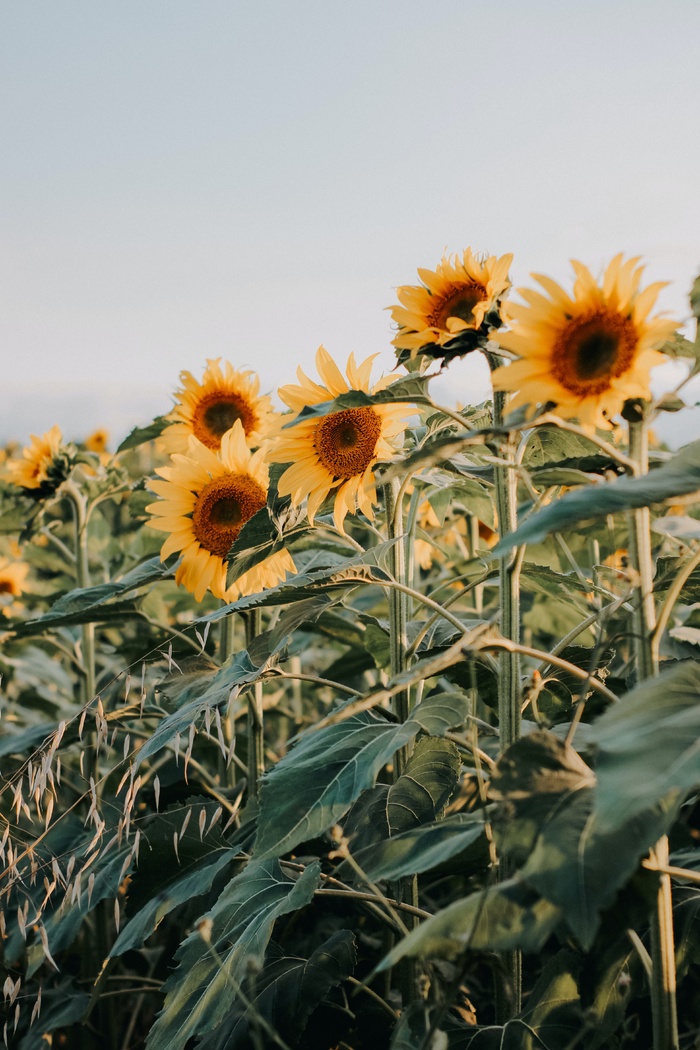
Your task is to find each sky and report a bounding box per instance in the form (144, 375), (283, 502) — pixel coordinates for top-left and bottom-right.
(2, 0), (699, 446)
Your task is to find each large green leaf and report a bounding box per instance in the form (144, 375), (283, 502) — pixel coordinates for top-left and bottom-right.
(14, 555), (176, 634)
(16, 982), (91, 1050)
(489, 731), (672, 948)
(254, 693), (467, 860)
(495, 441), (700, 553)
(590, 661), (700, 833)
(116, 415), (168, 452)
(387, 736), (461, 835)
(196, 930), (356, 1049)
(375, 878), (562, 969)
(146, 858), (320, 1050)
(357, 812), (485, 883)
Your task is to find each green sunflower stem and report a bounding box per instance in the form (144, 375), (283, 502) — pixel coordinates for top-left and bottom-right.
(220, 610), (238, 787)
(488, 356), (522, 1021)
(627, 408), (679, 1050)
(63, 481), (97, 752)
(244, 607), (265, 800)
(383, 480), (419, 1008)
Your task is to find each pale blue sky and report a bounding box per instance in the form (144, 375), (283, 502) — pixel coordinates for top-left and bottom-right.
(2, 1), (699, 445)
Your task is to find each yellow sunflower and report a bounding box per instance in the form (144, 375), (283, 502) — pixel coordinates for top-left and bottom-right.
(6, 425), (65, 490)
(161, 359), (276, 454)
(0, 557), (29, 597)
(491, 255), (677, 430)
(85, 428), (109, 454)
(389, 249), (514, 356)
(147, 422), (294, 602)
(267, 346), (409, 532)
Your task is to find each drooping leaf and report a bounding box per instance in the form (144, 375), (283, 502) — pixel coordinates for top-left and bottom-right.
(195, 930), (356, 1049)
(375, 878), (562, 970)
(14, 555), (177, 634)
(357, 812), (485, 883)
(116, 415), (168, 452)
(387, 736), (462, 835)
(254, 692), (466, 861)
(495, 441), (700, 554)
(590, 661), (700, 833)
(146, 858), (320, 1050)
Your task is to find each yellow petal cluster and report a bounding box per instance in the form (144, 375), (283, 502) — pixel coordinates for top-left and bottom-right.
(491, 255), (677, 430)
(161, 359), (275, 454)
(390, 249), (513, 355)
(266, 347), (408, 532)
(147, 422), (294, 602)
(6, 426), (64, 490)
(0, 557), (29, 598)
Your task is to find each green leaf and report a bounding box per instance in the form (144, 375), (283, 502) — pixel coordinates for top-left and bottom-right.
(16, 982), (91, 1050)
(195, 930), (356, 1049)
(590, 660), (700, 833)
(375, 878), (562, 969)
(519, 787), (670, 948)
(116, 415), (168, 452)
(146, 858), (321, 1050)
(357, 813), (485, 883)
(283, 374), (430, 428)
(14, 555), (176, 634)
(111, 848), (239, 956)
(489, 731), (595, 867)
(254, 692), (466, 861)
(690, 273), (700, 321)
(496, 441), (700, 554)
(387, 737), (462, 835)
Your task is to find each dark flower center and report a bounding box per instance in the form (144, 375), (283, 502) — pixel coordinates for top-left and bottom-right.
(314, 407), (382, 479)
(192, 473), (267, 557)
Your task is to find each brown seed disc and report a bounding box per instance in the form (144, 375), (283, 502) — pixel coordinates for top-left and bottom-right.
(430, 282), (486, 329)
(192, 473), (267, 557)
(551, 310), (639, 397)
(313, 407), (382, 480)
(192, 392), (258, 449)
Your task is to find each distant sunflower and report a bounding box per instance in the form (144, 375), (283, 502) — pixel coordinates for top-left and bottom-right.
(147, 422), (294, 602)
(389, 249), (513, 361)
(267, 346), (408, 532)
(0, 557), (29, 597)
(161, 359), (275, 454)
(6, 425), (69, 492)
(491, 255), (677, 429)
(85, 428), (109, 454)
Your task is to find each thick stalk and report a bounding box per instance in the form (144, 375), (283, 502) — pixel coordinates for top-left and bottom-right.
(383, 480), (419, 1007)
(244, 608), (265, 799)
(627, 411), (679, 1050)
(488, 357), (522, 1019)
(65, 483), (96, 709)
(220, 611), (238, 787)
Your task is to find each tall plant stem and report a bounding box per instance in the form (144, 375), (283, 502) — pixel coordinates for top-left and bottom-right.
(627, 410), (679, 1050)
(220, 611), (238, 787)
(244, 608), (265, 799)
(64, 482), (96, 711)
(488, 356), (522, 1019)
(383, 480), (419, 1007)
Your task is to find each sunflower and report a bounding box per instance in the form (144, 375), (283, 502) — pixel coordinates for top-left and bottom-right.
(161, 359), (275, 454)
(0, 557), (29, 597)
(491, 255), (677, 430)
(6, 425), (68, 491)
(85, 428), (109, 454)
(147, 422), (294, 602)
(267, 346), (408, 532)
(389, 249), (513, 360)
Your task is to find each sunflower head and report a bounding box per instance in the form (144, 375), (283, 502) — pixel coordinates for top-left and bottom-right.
(161, 359), (276, 455)
(0, 556), (29, 598)
(389, 249), (514, 366)
(84, 428), (109, 454)
(6, 425), (74, 496)
(490, 255), (678, 430)
(266, 346), (409, 532)
(146, 422), (294, 602)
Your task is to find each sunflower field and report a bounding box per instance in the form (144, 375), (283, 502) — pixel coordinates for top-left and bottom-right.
(2, 251), (700, 1050)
